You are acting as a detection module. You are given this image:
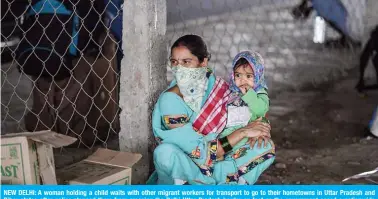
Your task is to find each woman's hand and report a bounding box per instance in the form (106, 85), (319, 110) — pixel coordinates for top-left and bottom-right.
(248, 136), (273, 148)
(242, 118), (272, 148)
(242, 127), (270, 139)
(243, 118), (271, 137)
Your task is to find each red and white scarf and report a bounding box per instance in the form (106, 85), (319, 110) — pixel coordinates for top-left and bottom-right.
(193, 77), (231, 136)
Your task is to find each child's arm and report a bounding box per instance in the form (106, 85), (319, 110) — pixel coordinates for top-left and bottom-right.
(241, 88), (269, 118)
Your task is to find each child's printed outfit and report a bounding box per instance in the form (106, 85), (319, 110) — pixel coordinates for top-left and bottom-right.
(221, 51), (270, 156)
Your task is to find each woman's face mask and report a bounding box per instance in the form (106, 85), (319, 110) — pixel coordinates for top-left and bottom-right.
(171, 65), (208, 113)
(169, 46), (210, 113)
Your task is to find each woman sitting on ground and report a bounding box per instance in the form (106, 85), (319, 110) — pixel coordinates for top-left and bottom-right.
(147, 35), (275, 185)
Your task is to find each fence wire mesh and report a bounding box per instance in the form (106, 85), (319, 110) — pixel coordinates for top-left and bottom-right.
(1, 0), (122, 149)
(0, 0), (375, 150)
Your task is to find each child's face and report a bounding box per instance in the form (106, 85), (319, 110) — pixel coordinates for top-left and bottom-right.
(234, 64), (254, 93)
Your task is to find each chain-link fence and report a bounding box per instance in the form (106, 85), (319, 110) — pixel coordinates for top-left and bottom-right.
(1, 0), (122, 150)
(1, 0), (376, 153)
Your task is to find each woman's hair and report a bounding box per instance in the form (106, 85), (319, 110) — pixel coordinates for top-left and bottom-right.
(171, 34), (211, 62)
(234, 58), (249, 70)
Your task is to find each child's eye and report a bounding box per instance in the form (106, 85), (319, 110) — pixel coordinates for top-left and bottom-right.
(247, 75), (253, 78)
(235, 74), (241, 78)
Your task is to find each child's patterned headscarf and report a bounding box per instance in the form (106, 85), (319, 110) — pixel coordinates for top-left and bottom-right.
(228, 51), (267, 106)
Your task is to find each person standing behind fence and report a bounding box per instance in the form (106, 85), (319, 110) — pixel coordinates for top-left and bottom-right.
(16, 0), (113, 147)
(147, 35), (275, 185)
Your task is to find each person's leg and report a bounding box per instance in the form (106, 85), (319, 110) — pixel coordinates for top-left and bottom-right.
(355, 39), (374, 92)
(153, 143), (216, 185)
(365, 107), (378, 138)
(236, 143), (275, 185)
(25, 78), (54, 131)
(217, 141), (275, 185)
(370, 26), (378, 84)
(372, 53), (378, 84)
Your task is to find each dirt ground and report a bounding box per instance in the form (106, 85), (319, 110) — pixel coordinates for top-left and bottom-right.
(52, 71), (378, 185)
(257, 74), (378, 185)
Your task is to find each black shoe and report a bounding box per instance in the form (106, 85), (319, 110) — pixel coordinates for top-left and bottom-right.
(355, 82), (365, 93)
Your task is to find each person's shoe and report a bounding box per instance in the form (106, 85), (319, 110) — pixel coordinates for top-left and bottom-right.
(364, 127), (378, 139)
(355, 81), (365, 93)
(291, 6), (312, 20)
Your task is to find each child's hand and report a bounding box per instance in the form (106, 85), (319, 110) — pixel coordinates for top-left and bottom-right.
(239, 86), (249, 94)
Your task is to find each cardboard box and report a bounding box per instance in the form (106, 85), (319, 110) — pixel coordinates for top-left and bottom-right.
(56, 148), (141, 185)
(1, 131), (77, 184)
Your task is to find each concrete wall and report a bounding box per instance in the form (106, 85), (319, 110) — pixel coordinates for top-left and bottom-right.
(166, 0), (287, 24)
(118, 0), (167, 184)
(165, 0), (363, 93)
(365, 0), (378, 31)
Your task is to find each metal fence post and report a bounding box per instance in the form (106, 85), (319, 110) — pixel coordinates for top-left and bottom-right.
(119, 0), (167, 184)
